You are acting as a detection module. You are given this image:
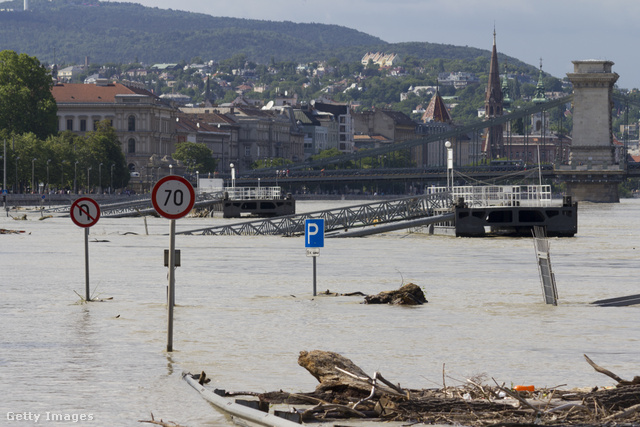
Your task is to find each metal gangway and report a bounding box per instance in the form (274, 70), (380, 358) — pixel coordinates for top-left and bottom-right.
(176, 192), (453, 237)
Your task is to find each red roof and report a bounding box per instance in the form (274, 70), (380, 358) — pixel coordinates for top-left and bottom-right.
(51, 82), (155, 103)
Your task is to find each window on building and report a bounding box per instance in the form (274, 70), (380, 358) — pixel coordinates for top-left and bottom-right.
(80, 119), (87, 132)
(128, 115), (136, 132)
(66, 119), (73, 131)
(244, 146), (251, 157)
(128, 138), (136, 153)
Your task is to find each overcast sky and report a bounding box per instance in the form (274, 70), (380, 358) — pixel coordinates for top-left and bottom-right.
(104, 0), (640, 89)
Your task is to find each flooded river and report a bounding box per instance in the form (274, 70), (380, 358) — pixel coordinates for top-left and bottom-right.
(1, 198), (639, 425)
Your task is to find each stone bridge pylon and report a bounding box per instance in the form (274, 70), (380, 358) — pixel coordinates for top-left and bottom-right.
(555, 60), (625, 202)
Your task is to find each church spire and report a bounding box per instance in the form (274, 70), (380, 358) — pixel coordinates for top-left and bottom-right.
(484, 28), (504, 159)
(485, 27), (503, 116)
(533, 58), (546, 104)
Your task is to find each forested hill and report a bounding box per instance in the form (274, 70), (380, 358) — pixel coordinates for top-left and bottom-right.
(0, 0), (385, 64)
(0, 0), (533, 74)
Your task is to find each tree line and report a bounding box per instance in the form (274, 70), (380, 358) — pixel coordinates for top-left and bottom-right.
(0, 50), (129, 194)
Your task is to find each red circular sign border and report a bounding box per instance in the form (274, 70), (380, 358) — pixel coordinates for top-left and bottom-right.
(70, 197), (101, 228)
(151, 175), (196, 220)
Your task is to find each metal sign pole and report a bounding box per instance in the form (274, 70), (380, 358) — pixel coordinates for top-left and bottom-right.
(3, 138), (6, 216)
(152, 175), (195, 354)
(312, 256), (317, 296)
(84, 227), (90, 301)
(70, 197), (101, 302)
(167, 219), (176, 352)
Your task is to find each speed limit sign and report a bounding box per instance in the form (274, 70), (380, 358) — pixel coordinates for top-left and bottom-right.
(151, 175), (195, 220)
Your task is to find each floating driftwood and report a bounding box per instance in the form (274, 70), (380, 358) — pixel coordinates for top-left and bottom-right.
(0, 228), (26, 234)
(187, 350), (640, 426)
(315, 283), (426, 305)
(363, 282), (427, 305)
(138, 412), (186, 427)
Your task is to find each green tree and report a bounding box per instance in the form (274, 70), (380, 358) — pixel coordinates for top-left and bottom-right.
(0, 50), (58, 139)
(82, 120), (129, 191)
(251, 157), (292, 169)
(172, 141), (217, 174)
(309, 148), (354, 169)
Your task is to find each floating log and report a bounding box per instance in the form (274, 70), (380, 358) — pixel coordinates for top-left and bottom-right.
(298, 350), (379, 395)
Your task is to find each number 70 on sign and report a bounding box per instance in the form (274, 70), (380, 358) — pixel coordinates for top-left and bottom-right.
(151, 176), (195, 220)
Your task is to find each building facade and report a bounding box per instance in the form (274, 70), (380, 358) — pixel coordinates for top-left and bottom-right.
(51, 80), (177, 187)
(312, 101), (354, 153)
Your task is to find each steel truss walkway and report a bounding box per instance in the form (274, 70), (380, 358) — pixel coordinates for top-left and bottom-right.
(176, 192), (453, 237)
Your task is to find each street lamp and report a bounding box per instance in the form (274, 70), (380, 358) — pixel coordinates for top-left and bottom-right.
(61, 160), (66, 193)
(169, 164), (173, 175)
(31, 158), (37, 194)
(196, 170), (199, 190)
(74, 161), (79, 194)
(110, 164), (115, 195)
(87, 166), (92, 193)
(46, 159), (51, 193)
(445, 141), (453, 191)
(99, 163), (103, 194)
(14, 156), (19, 194)
(230, 163), (235, 188)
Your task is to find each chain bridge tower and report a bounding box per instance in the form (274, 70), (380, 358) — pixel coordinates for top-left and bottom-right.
(556, 60), (624, 203)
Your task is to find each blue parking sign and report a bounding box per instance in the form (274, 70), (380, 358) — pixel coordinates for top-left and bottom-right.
(305, 219), (325, 248)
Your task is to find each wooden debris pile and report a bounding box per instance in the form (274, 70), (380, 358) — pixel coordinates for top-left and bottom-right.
(317, 283), (427, 305)
(363, 282), (427, 305)
(253, 351), (640, 426)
